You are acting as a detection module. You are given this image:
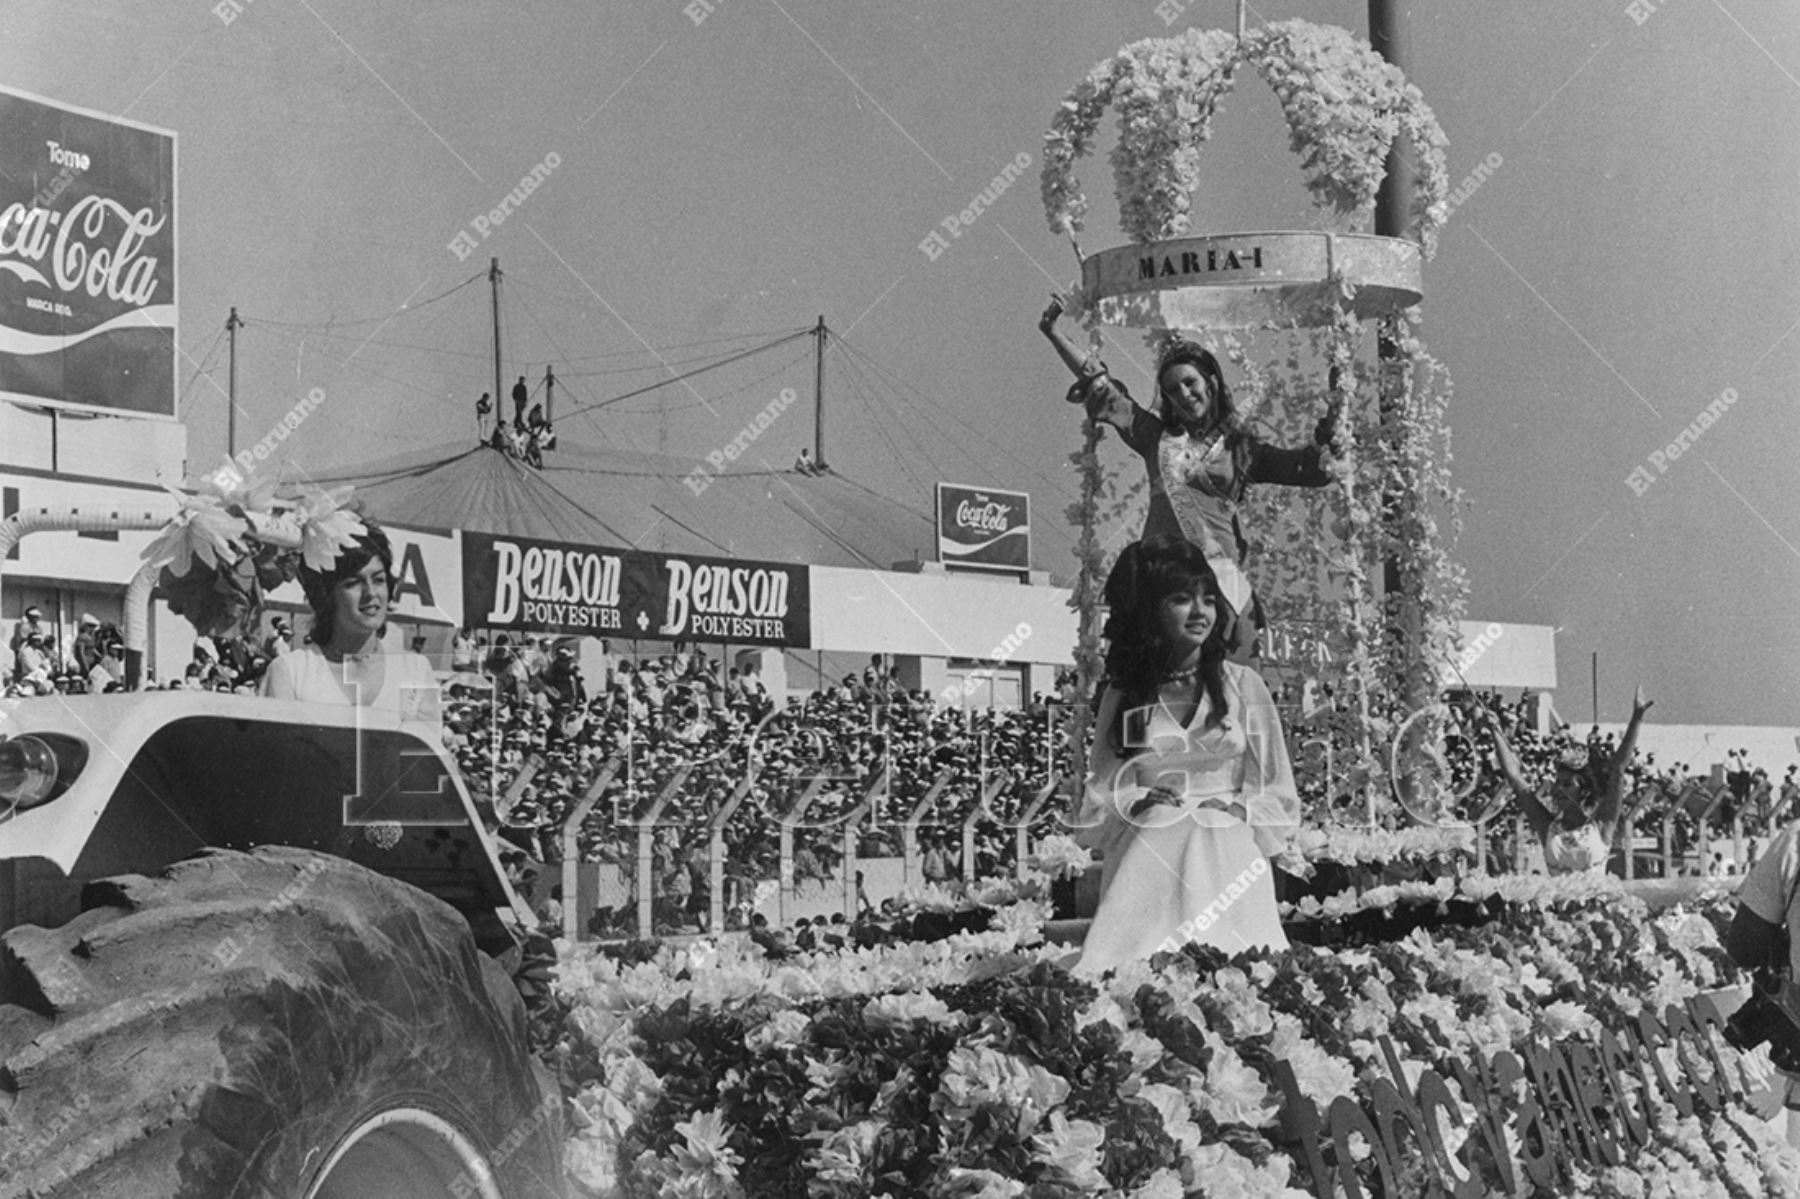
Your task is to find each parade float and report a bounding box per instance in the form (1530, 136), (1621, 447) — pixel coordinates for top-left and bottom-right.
(545, 15), (1795, 1198)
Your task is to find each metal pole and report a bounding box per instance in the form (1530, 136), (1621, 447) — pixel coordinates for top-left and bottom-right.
(813, 315), (827, 469)
(1591, 652), (1599, 727)
(544, 364), (555, 428)
(226, 307), (242, 458)
(490, 259), (503, 418)
(1367, 3), (1414, 241)
(1368, 0), (1417, 706)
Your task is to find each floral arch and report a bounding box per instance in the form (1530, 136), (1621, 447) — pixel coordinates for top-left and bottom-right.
(1044, 19), (1467, 823)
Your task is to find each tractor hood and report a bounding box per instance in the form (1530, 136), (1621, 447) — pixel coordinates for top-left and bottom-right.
(0, 691), (533, 941)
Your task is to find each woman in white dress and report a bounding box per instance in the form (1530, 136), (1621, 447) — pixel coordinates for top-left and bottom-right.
(260, 522), (438, 713)
(1074, 537), (1301, 974)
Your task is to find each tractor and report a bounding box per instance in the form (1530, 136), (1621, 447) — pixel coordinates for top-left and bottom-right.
(0, 689), (565, 1198)
(0, 502), (565, 1198)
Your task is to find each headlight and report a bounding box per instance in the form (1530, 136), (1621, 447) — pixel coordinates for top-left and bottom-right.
(0, 735), (59, 813)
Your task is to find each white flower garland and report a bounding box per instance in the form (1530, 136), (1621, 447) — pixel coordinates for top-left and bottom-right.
(1041, 19), (1450, 253)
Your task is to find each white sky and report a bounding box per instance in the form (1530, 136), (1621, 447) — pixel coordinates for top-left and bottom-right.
(3, 0), (1796, 725)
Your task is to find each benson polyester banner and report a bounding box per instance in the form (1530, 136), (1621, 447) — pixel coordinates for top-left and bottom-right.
(463, 532), (809, 648)
(0, 86), (176, 417)
(936, 482), (1030, 572)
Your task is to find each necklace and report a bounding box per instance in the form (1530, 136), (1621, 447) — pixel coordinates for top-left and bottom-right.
(1159, 665), (1198, 687)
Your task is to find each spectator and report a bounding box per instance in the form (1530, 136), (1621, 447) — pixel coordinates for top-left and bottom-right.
(749, 913), (791, 959)
(596, 639), (617, 692)
(921, 837), (951, 885)
(72, 614), (102, 675)
(793, 917), (818, 952)
(451, 627), (480, 672)
(792, 841), (821, 884)
(538, 885), (564, 930)
(264, 616), (293, 660)
(540, 641), (587, 709)
(9, 605), (44, 656)
(13, 631), (51, 690)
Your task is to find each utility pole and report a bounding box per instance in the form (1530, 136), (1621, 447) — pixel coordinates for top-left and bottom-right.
(544, 363), (555, 427)
(226, 307), (242, 458)
(490, 258), (503, 416)
(813, 315), (827, 470)
(1591, 652), (1600, 727)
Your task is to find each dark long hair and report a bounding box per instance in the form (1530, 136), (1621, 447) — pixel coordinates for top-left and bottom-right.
(1154, 340), (1258, 499)
(1154, 341), (1236, 432)
(297, 522), (395, 647)
(1099, 537), (1229, 756)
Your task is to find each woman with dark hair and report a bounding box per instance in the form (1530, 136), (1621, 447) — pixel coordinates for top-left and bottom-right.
(260, 521), (437, 710)
(1073, 537), (1300, 974)
(1041, 297), (1337, 655)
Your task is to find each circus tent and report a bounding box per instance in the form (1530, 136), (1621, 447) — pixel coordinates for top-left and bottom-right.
(301, 439), (942, 573)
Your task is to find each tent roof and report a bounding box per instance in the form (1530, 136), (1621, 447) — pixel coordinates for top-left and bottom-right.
(304, 440), (942, 571)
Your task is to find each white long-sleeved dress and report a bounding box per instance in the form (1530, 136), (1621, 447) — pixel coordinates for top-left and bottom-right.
(1073, 660), (1300, 974)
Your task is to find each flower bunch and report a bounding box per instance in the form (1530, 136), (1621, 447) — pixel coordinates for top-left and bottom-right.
(1027, 833), (1095, 880)
(1249, 21), (1407, 229)
(1105, 29), (1242, 242)
(1288, 823), (1476, 867)
(141, 480), (367, 640)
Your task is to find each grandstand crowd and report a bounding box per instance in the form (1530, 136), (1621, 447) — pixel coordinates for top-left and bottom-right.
(441, 635), (1073, 934)
(10, 611), (1796, 931)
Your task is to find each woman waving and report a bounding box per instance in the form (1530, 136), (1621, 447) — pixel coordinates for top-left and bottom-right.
(1041, 296), (1337, 655)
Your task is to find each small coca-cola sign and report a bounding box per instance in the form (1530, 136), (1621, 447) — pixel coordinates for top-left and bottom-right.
(937, 482), (1030, 572)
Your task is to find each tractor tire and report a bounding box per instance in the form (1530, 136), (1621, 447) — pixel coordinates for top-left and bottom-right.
(0, 846), (564, 1199)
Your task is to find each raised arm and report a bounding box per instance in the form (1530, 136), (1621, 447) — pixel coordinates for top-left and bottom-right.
(1597, 686), (1653, 826)
(1474, 703), (1556, 839)
(1611, 686), (1652, 772)
(1039, 296), (1091, 379)
(1236, 367), (1348, 490)
(1038, 297), (1159, 450)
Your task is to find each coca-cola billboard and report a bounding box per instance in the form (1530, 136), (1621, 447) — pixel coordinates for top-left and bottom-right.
(936, 482), (1029, 573)
(0, 86), (176, 418)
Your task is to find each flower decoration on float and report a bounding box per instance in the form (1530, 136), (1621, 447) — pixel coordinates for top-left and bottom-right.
(288, 484), (366, 571)
(1041, 21), (1450, 253)
(141, 478), (367, 639)
(551, 887), (1800, 1198)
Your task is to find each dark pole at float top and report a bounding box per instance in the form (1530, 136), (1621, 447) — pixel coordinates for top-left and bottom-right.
(490, 258), (504, 418)
(814, 315), (827, 470)
(1369, 1), (1417, 698)
(1368, 2), (1415, 243)
(226, 307), (241, 459)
